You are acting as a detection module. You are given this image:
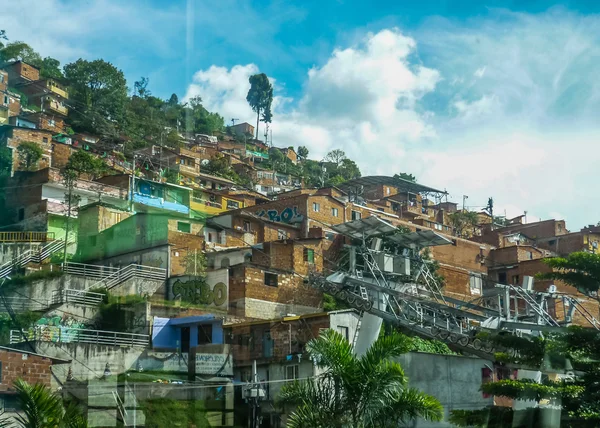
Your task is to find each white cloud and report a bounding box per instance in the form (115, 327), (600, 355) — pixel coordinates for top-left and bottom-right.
(474, 66), (486, 78)
(185, 28), (439, 164)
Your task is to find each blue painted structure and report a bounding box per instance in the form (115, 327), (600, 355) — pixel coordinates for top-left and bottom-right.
(10, 117), (36, 129)
(133, 179), (191, 215)
(152, 315), (224, 350)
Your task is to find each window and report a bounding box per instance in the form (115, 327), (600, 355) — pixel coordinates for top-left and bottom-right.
(243, 220), (251, 232)
(548, 239), (556, 246)
(498, 272), (507, 284)
(325, 232), (335, 241)
(177, 221), (191, 233)
(512, 275), (520, 285)
(49, 119), (55, 127)
(277, 229), (287, 240)
(42, 137), (48, 143)
(331, 208), (338, 217)
(3, 95), (7, 105)
(435, 223), (442, 231)
(180, 158), (185, 164)
(304, 248), (315, 264)
(351, 211), (362, 220)
(198, 324), (213, 345)
(1, 395), (20, 413)
(227, 199), (240, 210)
(469, 273), (482, 295)
(526, 251), (533, 260)
(312, 202), (320, 212)
(337, 326), (349, 341)
(264, 272), (278, 287)
(263, 331), (274, 358)
(286, 365), (299, 380)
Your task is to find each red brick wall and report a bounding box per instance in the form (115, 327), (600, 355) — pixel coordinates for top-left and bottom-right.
(51, 143), (74, 170)
(0, 351), (53, 391)
(0, 71), (7, 92)
(4, 128), (54, 173)
(8, 94), (20, 117)
(4, 62), (40, 84)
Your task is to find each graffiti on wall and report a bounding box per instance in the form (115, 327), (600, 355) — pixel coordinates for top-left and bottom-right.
(168, 270), (228, 309)
(255, 206), (303, 224)
(31, 314), (88, 343)
(171, 278), (227, 307)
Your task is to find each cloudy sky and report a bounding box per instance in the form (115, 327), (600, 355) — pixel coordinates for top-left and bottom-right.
(3, 0), (600, 229)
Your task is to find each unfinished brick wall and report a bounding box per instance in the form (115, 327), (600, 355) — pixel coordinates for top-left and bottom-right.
(27, 112), (65, 133)
(0, 71), (7, 92)
(4, 62), (40, 84)
(51, 143), (74, 170)
(228, 265), (322, 318)
(7, 94), (20, 117)
(3, 128), (54, 173)
(0, 350), (53, 391)
(488, 246), (546, 265)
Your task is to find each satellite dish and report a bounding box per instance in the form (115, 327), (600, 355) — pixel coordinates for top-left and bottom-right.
(201, 159), (210, 166)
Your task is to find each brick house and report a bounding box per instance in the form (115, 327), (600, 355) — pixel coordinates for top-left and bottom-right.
(276, 147), (298, 164)
(0, 126), (54, 174)
(230, 122), (255, 137)
(22, 111), (65, 133)
(227, 238), (325, 319)
(0, 70), (7, 92)
(0, 90), (21, 124)
(2, 61), (40, 85)
(0, 346), (69, 413)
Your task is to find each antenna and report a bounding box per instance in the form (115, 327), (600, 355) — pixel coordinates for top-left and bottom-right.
(231, 118), (239, 127)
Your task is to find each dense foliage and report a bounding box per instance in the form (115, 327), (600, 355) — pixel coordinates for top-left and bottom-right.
(279, 329), (443, 427)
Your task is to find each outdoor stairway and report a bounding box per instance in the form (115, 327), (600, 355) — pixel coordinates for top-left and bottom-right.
(0, 238), (73, 279)
(10, 327), (149, 347)
(63, 262), (167, 290)
(0, 289), (106, 313)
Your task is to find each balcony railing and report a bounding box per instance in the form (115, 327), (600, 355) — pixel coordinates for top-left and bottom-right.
(192, 196), (222, 209)
(46, 81), (68, 99)
(10, 327), (149, 347)
(176, 163), (199, 175)
(43, 100), (68, 116)
(0, 231), (54, 242)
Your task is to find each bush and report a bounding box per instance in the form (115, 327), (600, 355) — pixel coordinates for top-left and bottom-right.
(3, 270), (63, 292)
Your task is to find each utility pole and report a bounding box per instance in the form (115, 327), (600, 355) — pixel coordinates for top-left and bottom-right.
(462, 195), (468, 212)
(231, 118), (239, 127)
(246, 359), (265, 428)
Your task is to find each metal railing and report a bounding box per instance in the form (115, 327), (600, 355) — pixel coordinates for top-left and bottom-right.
(0, 231), (55, 242)
(0, 238), (73, 279)
(10, 328), (149, 347)
(51, 289), (106, 306)
(62, 262), (120, 279)
(89, 263), (167, 290)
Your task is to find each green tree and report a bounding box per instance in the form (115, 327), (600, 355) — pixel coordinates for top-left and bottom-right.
(279, 329), (443, 428)
(133, 76), (151, 98)
(448, 210), (479, 238)
(537, 252), (600, 299)
(0, 41), (41, 64)
(16, 142), (43, 171)
(324, 149), (346, 167)
(246, 73), (273, 139)
(64, 59), (128, 135)
(394, 172), (416, 183)
(65, 150), (107, 180)
(0, 379), (87, 428)
(451, 326), (600, 427)
(297, 146), (309, 161)
(39, 56), (63, 79)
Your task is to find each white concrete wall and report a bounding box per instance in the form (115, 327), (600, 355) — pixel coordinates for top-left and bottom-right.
(396, 352), (493, 427)
(0, 242), (43, 265)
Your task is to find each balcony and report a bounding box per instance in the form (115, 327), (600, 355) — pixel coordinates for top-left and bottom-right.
(133, 192), (189, 214)
(190, 196), (223, 215)
(45, 80), (68, 99)
(42, 98), (68, 116)
(175, 162), (199, 176)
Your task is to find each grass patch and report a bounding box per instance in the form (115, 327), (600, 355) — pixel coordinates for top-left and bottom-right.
(2, 270), (64, 292)
(141, 399), (211, 428)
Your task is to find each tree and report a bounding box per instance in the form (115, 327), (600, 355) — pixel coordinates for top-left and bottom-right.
(394, 172), (416, 183)
(39, 56), (63, 79)
(324, 149), (346, 167)
(279, 329), (443, 427)
(452, 326), (600, 427)
(297, 146), (309, 161)
(537, 252), (600, 299)
(64, 59), (128, 134)
(168, 93), (179, 106)
(246, 73), (273, 140)
(0, 41), (41, 64)
(134, 77), (151, 98)
(448, 210), (479, 238)
(65, 150), (107, 180)
(0, 379), (87, 427)
(16, 142), (43, 171)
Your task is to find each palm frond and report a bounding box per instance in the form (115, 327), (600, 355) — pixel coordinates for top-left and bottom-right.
(379, 387), (444, 426)
(359, 332), (412, 381)
(13, 379), (63, 428)
(306, 329), (356, 377)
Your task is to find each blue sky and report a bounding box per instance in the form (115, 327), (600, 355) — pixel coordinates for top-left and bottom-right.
(3, 0), (600, 229)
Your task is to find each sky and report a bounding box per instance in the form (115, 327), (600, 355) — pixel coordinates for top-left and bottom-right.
(2, 0), (600, 229)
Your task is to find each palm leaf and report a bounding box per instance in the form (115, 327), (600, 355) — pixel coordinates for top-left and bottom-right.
(13, 379), (64, 428)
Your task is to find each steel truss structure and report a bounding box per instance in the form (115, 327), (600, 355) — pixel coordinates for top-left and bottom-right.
(307, 217), (599, 360)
